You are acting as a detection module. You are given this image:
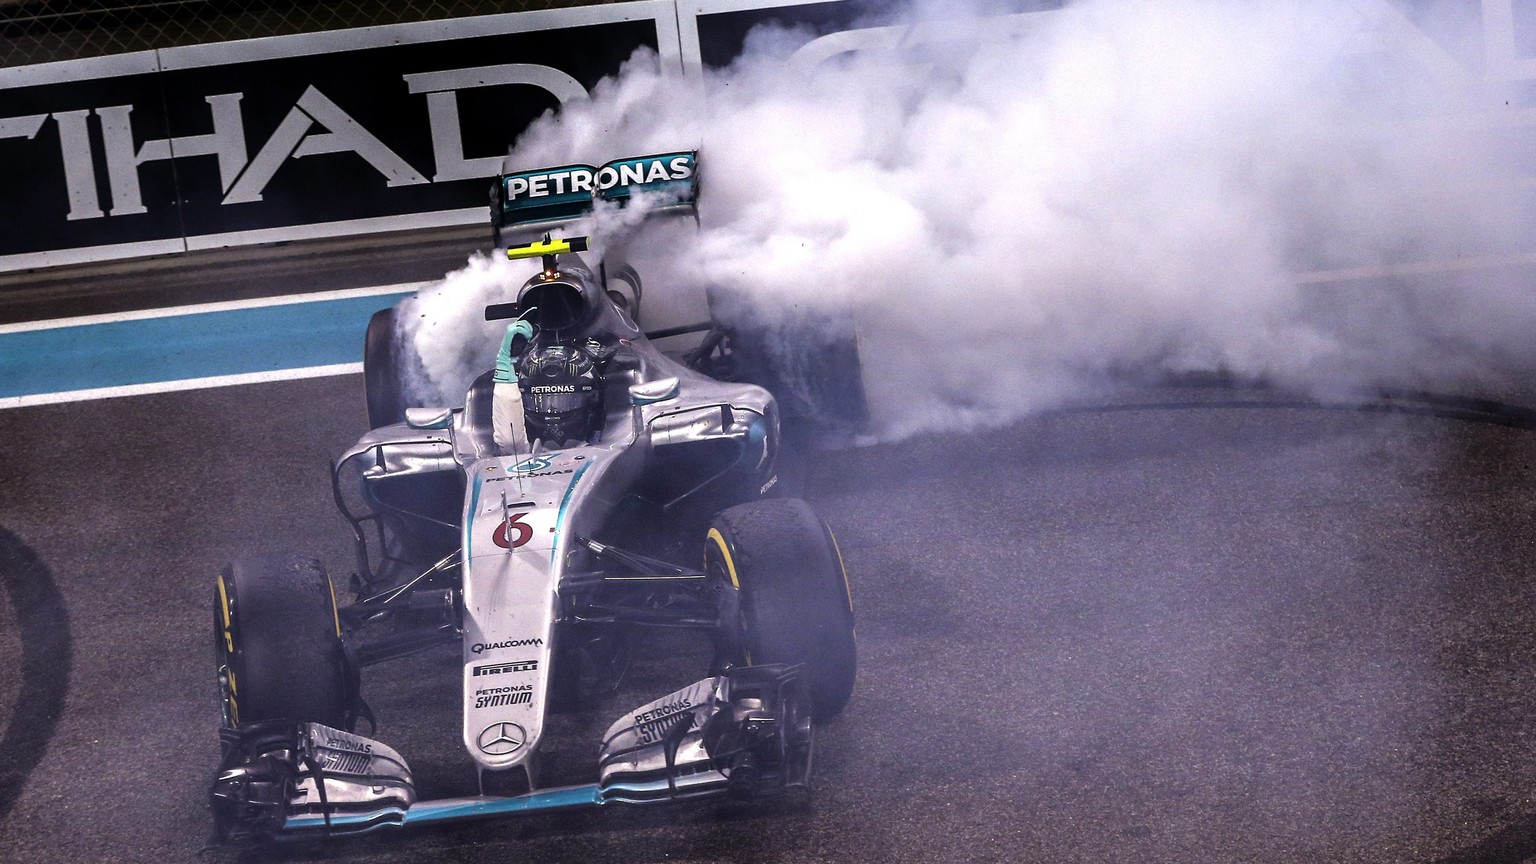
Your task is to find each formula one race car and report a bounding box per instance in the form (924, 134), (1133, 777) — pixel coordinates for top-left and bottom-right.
(207, 153), (860, 844)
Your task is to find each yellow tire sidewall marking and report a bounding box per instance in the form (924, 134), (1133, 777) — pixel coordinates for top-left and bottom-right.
(216, 574), (239, 725)
(825, 525), (854, 615)
(706, 528), (749, 663)
(826, 524), (857, 645)
(216, 575), (234, 654)
(327, 577), (342, 638)
(706, 528), (740, 589)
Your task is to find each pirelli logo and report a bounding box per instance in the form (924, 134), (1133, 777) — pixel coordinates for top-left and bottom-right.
(473, 659), (538, 677)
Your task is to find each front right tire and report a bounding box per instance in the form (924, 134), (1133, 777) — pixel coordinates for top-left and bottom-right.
(706, 498), (857, 719)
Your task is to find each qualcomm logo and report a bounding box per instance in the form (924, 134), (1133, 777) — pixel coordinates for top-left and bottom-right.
(470, 638), (544, 654)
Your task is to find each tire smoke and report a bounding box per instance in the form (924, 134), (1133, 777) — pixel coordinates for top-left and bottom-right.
(407, 0), (1535, 438)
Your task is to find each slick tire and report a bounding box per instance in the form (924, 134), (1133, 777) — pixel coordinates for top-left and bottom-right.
(215, 554), (352, 730)
(706, 498), (856, 719)
(706, 286), (868, 435)
(364, 306), (413, 430)
(731, 322), (867, 433)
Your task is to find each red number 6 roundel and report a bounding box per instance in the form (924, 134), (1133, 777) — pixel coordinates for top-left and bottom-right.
(493, 512), (533, 549)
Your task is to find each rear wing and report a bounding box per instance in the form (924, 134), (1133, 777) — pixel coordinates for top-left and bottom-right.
(491, 151), (698, 241)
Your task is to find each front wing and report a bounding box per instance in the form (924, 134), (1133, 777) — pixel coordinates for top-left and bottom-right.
(209, 665), (810, 844)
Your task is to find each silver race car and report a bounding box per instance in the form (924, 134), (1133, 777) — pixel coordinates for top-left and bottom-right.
(208, 153), (859, 844)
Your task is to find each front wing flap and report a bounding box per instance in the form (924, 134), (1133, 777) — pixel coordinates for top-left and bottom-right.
(209, 665), (810, 843)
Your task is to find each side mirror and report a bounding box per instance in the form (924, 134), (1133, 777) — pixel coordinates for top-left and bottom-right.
(629, 377), (680, 406)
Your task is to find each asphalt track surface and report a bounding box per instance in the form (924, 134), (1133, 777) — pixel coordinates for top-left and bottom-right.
(5, 370), (1536, 864)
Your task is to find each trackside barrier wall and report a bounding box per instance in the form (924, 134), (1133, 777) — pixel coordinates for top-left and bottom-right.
(1, 0), (1534, 274)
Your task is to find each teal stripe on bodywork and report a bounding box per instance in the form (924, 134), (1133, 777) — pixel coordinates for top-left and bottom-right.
(403, 785), (602, 824)
(550, 461), (591, 563)
(280, 784), (604, 833)
(466, 470), (484, 561)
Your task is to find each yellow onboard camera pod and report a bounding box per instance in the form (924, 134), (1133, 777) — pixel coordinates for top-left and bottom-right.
(486, 234), (593, 323)
(505, 235), (589, 260)
(507, 235), (589, 275)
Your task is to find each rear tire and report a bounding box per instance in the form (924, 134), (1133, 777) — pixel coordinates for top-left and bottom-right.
(214, 554), (352, 730)
(731, 323), (867, 432)
(706, 499), (856, 719)
(705, 286), (867, 435)
(365, 307), (410, 429)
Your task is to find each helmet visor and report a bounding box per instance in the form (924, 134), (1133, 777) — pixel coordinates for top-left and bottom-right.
(526, 388), (593, 414)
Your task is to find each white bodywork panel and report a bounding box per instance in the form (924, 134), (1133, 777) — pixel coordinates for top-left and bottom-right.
(459, 445), (622, 771)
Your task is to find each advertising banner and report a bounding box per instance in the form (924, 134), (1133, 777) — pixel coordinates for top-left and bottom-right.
(0, 3), (679, 270)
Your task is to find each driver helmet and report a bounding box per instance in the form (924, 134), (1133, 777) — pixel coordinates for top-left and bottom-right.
(517, 341), (603, 445)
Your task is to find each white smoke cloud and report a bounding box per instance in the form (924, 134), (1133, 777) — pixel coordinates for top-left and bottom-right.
(404, 0), (1536, 437)
(398, 252), (540, 405)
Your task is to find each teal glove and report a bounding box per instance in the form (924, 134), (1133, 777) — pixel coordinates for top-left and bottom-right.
(493, 319), (535, 383)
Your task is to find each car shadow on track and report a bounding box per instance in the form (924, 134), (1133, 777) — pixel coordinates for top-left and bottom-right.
(1433, 817), (1536, 864)
(0, 523), (71, 826)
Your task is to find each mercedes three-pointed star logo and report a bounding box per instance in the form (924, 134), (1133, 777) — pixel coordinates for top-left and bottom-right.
(477, 721), (527, 755)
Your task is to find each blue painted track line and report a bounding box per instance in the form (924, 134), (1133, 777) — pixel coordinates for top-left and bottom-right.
(0, 284), (421, 408)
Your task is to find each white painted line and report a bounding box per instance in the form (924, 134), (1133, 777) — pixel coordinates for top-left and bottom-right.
(181, 208), (485, 251)
(0, 238), (188, 272)
(1295, 250), (1536, 284)
(0, 282), (428, 334)
(0, 363), (363, 410)
(0, 49), (161, 88)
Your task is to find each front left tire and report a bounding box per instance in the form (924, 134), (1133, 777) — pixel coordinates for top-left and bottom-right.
(214, 554), (353, 730)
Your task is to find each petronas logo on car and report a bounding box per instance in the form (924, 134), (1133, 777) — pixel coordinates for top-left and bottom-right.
(475, 688), (534, 709)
